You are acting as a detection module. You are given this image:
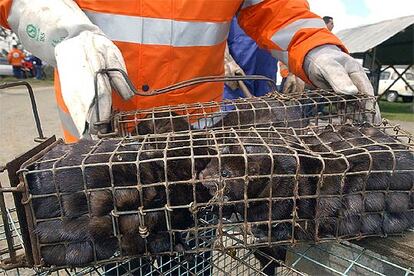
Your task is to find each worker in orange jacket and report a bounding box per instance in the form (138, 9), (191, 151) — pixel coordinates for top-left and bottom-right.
(0, 0), (379, 142)
(7, 44), (25, 79)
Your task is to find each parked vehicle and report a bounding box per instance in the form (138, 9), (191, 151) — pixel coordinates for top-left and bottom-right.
(0, 57), (13, 77)
(379, 68), (414, 102)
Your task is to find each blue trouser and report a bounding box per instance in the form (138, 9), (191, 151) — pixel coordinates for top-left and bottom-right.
(12, 66), (23, 79)
(34, 65), (43, 79)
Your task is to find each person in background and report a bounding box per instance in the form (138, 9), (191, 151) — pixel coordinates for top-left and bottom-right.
(31, 55), (43, 80)
(323, 16), (334, 31)
(224, 17), (277, 100)
(22, 54), (43, 79)
(7, 44), (24, 79)
(22, 55), (34, 77)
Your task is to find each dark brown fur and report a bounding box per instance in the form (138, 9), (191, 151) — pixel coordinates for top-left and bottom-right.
(132, 111), (191, 135)
(200, 125), (414, 243)
(212, 98), (308, 130)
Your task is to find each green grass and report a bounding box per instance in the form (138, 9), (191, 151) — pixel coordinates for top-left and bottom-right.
(0, 76), (54, 86)
(379, 100), (414, 122)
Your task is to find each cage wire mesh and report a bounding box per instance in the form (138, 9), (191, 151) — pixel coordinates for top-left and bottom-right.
(3, 208), (412, 276)
(0, 207), (24, 270)
(109, 90), (378, 137)
(1, 207), (304, 276)
(1, 90), (413, 275)
(3, 122), (412, 271)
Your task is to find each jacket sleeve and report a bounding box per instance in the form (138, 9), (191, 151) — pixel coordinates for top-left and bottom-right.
(0, 0), (12, 28)
(238, 0), (347, 83)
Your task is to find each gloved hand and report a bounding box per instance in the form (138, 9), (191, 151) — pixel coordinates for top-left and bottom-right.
(282, 73), (305, 94)
(55, 32), (134, 136)
(224, 44), (245, 90)
(8, 0), (134, 136)
(304, 45), (381, 123)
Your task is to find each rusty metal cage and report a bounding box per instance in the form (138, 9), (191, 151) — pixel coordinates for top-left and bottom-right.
(1, 79), (413, 275)
(2, 208), (413, 275)
(7, 122), (412, 270)
(101, 89), (379, 138)
(1, 206), (305, 275)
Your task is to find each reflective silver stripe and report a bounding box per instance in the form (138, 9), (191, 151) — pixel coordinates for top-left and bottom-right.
(84, 11), (230, 47)
(58, 108), (81, 138)
(271, 18), (326, 50)
(271, 50), (289, 67)
(241, 0), (264, 9)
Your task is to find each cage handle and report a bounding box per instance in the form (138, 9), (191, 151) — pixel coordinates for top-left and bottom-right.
(0, 82), (46, 143)
(0, 184), (25, 193)
(94, 68), (278, 124)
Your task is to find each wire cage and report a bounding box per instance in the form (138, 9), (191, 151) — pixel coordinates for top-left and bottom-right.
(1, 206), (306, 276)
(3, 122), (411, 271)
(3, 208), (413, 276)
(104, 90), (379, 137)
(0, 80), (412, 275)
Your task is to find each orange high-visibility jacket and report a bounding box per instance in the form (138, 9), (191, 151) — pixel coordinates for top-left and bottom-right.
(0, 0), (345, 142)
(7, 47), (24, 66)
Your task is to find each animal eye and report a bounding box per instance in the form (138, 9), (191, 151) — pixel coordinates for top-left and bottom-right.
(221, 169), (231, 178)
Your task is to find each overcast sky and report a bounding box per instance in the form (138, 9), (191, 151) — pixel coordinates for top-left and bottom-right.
(308, 0), (414, 32)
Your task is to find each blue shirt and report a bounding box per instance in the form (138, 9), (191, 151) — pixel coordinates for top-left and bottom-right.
(224, 17), (278, 100)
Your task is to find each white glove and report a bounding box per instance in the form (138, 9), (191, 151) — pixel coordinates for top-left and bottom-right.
(282, 73), (305, 94)
(55, 32), (134, 136)
(8, 0), (134, 136)
(304, 45), (381, 123)
(224, 44), (245, 91)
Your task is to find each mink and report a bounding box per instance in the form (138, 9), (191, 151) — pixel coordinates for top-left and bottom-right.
(364, 192), (385, 212)
(40, 245), (67, 266)
(361, 213), (383, 235)
(89, 190), (114, 217)
(212, 97), (308, 130)
(383, 212), (414, 234)
(200, 126), (414, 243)
(199, 133), (315, 246)
(36, 216), (118, 266)
(131, 111), (191, 135)
(386, 192), (410, 213)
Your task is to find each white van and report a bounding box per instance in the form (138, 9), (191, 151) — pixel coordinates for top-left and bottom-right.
(379, 68), (414, 102)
